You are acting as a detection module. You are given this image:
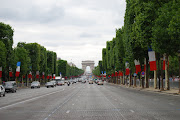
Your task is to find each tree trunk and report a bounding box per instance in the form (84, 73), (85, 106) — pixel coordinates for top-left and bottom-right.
(154, 70), (157, 89)
(129, 72), (132, 87)
(140, 75), (142, 87)
(134, 76), (136, 87)
(22, 76), (24, 87)
(165, 54), (169, 90)
(145, 58), (149, 88)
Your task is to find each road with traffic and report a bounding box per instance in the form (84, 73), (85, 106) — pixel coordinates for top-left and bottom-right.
(0, 82), (179, 120)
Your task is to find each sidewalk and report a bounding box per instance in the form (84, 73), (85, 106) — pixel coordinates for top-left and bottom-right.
(109, 83), (180, 96)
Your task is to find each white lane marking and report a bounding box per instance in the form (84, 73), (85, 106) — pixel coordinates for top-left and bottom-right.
(72, 104), (74, 106)
(44, 86), (82, 120)
(0, 89), (64, 110)
(130, 110), (135, 113)
(102, 92), (127, 120)
(66, 110), (70, 113)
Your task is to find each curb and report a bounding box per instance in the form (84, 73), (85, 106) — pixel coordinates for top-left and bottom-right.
(108, 83), (179, 96)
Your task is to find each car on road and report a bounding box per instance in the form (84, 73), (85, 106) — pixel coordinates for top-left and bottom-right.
(57, 81), (65, 86)
(97, 80), (104, 85)
(82, 80), (86, 83)
(4, 81), (17, 93)
(45, 82), (54, 88)
(50, 80), (57, 87)
(89, 80), (93, 84)
(0, 85), (5, 97)
(31, 81), (40, 89)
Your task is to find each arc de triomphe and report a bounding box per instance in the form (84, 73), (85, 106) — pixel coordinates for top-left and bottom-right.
(82, 60), (95, 74)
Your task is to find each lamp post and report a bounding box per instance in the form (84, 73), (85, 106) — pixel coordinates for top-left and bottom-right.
(178, 50), (180, 93)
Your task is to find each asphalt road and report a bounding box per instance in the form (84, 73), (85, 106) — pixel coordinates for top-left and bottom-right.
(0, 82), (180, 120)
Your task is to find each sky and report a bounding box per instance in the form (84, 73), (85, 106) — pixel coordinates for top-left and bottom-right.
(0, 0), (126, 69)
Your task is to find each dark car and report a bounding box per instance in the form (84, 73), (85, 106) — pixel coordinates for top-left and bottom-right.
(4, 81), (17, 93)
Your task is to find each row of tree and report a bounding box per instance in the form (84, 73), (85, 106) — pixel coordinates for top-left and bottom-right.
(0, 22), (84, 83)
(93, 0), (180, 90)
(57, 59), (84, 79)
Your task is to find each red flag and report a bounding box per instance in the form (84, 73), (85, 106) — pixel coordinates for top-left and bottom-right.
(125, 68), (130, 75)
(53, 74), (55, 79)
(42, 72), (45, 79)
(28, 71), (32, 78)
(134, 60), (141, 73)
(36, 71), (39, 79)
(148, 49), (157, 71)
(9, 67), (13, 77)
(115, 71), (118, 76)
(119, 71), (123, 76)
(163, 56), (169, 70)
(47, 76), (50, 79)
(125, 62), (130, 75)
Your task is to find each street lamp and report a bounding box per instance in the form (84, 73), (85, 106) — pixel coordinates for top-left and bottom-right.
(178, 50), (180, 94)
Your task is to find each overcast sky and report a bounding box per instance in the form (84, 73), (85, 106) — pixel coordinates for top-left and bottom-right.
(0, 0), (126, 69)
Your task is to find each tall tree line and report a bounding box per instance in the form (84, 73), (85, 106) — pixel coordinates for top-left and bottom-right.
(93, 0), (180, 90)
(0, 22), (83, 84)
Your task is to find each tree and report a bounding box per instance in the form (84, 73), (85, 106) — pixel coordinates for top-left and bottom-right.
(57, 59), (67, 77)
(14, 47), (30, 83)
(0, 22), (14, 81)
(0, 41), (6, 83)
(152, 0), (180, 90)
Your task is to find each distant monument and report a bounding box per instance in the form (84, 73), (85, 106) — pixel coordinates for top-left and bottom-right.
(82, 60), (95, 75)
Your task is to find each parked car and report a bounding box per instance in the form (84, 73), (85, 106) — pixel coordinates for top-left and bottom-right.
(50, 80), (57, 87)
(89, 80), (93, 84)
(97, 80), (104, 85)
(45, 82), (54, 88)
(31, 81), (40, 89)
(4, 81), (17, 93)
(57, 81), (65, 86)
(82, 80), (86, 83)
(0, 85), (5, 97)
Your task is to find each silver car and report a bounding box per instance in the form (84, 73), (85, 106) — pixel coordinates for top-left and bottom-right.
(45, 82), (54, 88)
(0, 85), (5, 97)
(31, 81), (40, 89)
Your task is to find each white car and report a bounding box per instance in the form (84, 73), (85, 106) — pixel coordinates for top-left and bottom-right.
(45, 82), (54, 88)
(31, 81), (40, 89)
(0, 85), (5, 97)
(50, 80), (57, 87)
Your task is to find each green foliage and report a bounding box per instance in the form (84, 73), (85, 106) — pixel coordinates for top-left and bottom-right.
(152, 0), (180, 56)
(57, 59), (67, 77)
(14, 47), (30, 76)
(0, 22), (14, 80)
(0, 41), (6, 69)
(47, 51), (54, 74)
(102, 48), (107, 71)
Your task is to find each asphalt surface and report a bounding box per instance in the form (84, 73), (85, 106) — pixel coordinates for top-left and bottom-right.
(0, 82), (180, 120)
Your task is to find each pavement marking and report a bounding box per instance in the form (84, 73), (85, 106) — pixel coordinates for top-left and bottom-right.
(101, 90), (127, 120)
(0, 89), (64, 110)
(72, 104), (75, 106)
(44, 86), (82, 120)
(66, 110), (70, 113)
(130, 110), (135, 113)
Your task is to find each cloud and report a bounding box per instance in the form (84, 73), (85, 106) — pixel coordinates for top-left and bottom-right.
(0, 0), (126, 68)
